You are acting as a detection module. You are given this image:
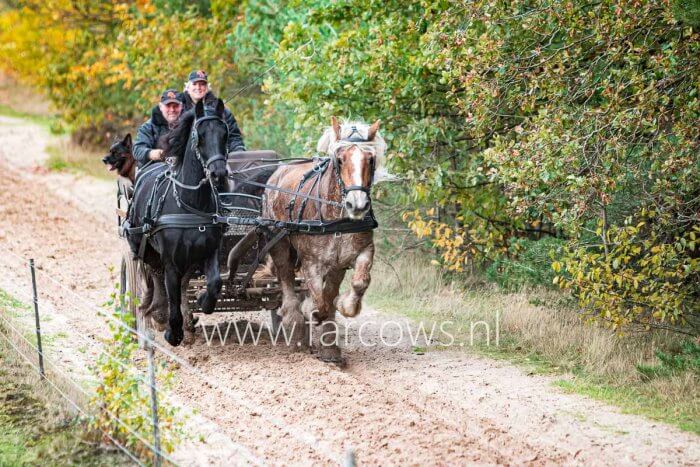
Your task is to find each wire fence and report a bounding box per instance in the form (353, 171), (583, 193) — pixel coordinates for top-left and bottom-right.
(0, 315), (146, 466)
(0, 245), (355, 466)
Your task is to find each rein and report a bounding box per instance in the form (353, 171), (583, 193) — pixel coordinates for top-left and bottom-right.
(124, 128), (380, 261)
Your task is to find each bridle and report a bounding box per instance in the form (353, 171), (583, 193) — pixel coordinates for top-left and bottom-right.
(330, 130), (377, 198)
(166, 114), (230, 217)
(189, 115), (229, 178)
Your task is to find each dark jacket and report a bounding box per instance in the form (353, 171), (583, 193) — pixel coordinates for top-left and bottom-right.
(182, 91), (246, 153)
(133, 106), (172, 167)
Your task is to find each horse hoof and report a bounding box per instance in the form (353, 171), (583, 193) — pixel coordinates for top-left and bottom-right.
(151, 319), (167, 332)
(182, 331), (196, 346)
(317, 352), (346, 368)
(197, 292), (215, 314)
(310, 311), (324, 326)
(148, 306), (169, 327)
(164, 328), (183, 346)
(336, 293), (362, 318)
(317, 345), (345, 366)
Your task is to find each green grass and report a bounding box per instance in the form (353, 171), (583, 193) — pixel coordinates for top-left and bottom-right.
(364, 248), (700, 435)
(0, 289), (128, 465)
(0, 289), (30, 312)
(0, 103), (61, 132)
(0, 349), (128, 466)
(554, 378), (700, 434)
(45, 143), (112, 181)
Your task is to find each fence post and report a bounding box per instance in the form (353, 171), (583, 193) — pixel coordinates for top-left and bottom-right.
(146, 335), (162, 467)
(29, 259), (45, 378)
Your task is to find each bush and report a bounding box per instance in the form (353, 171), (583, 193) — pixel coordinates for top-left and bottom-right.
(486, 237), (564, 291)
(637, 340), (700, 380)
(90, 289), (183, 461)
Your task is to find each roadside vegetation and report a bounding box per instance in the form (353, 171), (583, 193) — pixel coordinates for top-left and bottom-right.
(0, 286), (183, 463)
(45, 141), (111, 181)
(366, 245), (700, 433)
(0, 290), (128, 465)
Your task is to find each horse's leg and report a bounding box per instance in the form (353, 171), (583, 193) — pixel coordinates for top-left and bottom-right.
(270, 239), (306, 349)
(163, 266), (184, 346)
(136, 261), (154, 319)
(316, 268), (346, 364)
(181, 270), (196, 346)
(197, 249), (222, 314)
(336, 242), (375, 318)
(302, 263), (344, 320)
(146, 267), (168, 331)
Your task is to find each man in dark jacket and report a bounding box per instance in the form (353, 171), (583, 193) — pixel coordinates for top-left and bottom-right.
(133, 89), (183, 167)
(182, 70), (246, 153)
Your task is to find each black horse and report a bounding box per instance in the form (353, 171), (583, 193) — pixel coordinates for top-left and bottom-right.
(126, 99), (229, 346)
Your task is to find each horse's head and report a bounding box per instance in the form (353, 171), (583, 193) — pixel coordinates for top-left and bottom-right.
(102, 133), (134, 177)
(324, 117), (383, 220)
(192, 99), (229, 190)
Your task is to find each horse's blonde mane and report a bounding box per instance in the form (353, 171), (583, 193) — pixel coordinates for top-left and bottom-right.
(316, 119), (389, 181)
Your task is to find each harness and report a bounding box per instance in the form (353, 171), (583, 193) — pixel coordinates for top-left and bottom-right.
(123, 115), (229, 258)
(228, 133), (378, 290)
(122, 123), (379, 264)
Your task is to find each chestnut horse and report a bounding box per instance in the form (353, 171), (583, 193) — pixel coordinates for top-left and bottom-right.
(262, 117), (385, 363)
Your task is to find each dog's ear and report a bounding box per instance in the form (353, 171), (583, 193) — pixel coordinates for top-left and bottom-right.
(215, 98), (225, 118)
(195, 99), (205, 119)
(122, 133), (132, 150)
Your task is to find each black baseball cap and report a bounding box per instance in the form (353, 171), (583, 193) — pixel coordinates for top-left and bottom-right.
(188, 70), (208, 83)
(160, 89), (182, 105)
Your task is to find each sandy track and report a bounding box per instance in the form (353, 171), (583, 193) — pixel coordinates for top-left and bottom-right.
(0, 115), (698, 466)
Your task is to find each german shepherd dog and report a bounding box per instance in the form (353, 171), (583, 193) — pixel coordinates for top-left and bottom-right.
(102, 134), (137, 185)
(102, 133), (170, 332)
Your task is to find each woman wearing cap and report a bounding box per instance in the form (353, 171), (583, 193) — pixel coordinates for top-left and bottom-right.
(133, 89), (184, 167)
(182, 70), (246, 153)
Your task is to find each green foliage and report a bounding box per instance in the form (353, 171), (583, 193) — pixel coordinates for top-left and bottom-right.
(90, 289), (183, 462)
(637, 340), (700, 380)
(673, 0), (700, 27)
(556, 218), (699, 332)
(254, 0), (700, 333)
(486, 237), (564, 290)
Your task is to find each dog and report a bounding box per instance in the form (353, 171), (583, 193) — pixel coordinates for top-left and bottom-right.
(102, 133), (136, 184)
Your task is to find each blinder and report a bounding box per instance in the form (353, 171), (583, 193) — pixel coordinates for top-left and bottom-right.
(344, 125), (366, 143)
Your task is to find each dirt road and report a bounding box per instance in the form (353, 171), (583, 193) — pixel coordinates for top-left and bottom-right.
(0, 115), (697, 465)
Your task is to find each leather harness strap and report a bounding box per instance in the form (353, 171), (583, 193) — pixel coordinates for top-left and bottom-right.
(238, 228), (289, 294)
(124, 132), (379, 265)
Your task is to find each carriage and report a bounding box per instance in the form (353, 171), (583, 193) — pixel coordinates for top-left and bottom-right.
(118, 150), (304, 340)
(113, 109), (381, 359)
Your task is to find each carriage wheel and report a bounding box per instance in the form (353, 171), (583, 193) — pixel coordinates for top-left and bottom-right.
(120, 249), (148, 348)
